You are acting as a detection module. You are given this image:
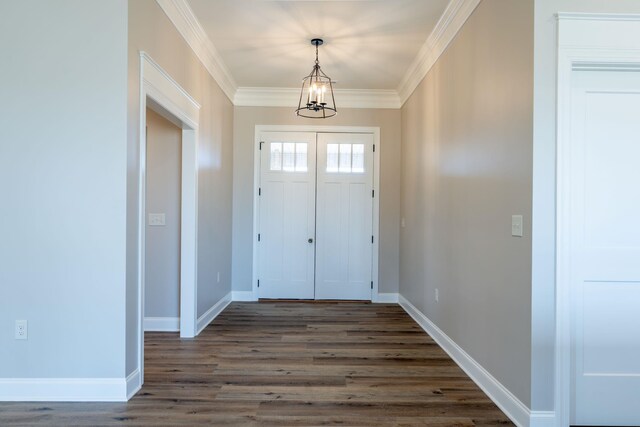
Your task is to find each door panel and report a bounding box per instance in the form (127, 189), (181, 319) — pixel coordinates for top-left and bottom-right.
(570, 71), (640, 426)
(315, 133), (374, 300)
(258, 132), (316, 299)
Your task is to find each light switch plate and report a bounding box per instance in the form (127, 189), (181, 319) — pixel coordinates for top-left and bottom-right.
(512, 215), (523, 237)
(148, 213), (166, 226)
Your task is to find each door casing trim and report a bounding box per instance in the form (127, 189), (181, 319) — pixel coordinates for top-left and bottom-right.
(251, 125), (381, 302)
(556, 14), (640, 426)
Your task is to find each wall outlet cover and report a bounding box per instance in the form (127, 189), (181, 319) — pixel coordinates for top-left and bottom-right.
(15, 320), (28, 340)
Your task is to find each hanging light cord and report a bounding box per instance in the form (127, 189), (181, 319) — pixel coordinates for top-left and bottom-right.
(314, 42), (320, 80)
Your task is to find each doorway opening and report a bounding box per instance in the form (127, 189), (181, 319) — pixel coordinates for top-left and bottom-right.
(143, 108), (182, 332)
(137, 52), (200, 390)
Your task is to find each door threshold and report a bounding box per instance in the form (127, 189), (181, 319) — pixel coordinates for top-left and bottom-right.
(258, 299), (371, 304)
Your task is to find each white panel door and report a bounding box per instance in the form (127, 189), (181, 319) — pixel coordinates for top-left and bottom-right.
(258, 132), (316, 299)
(570, 70), (640, 426)
(315, 133), (374, 300)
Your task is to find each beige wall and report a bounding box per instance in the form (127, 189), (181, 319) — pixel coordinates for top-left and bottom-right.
(145, 108), (182, 318)
(232, 107), (401, 295)
(127, 0), (234, 374)
(400, 0), (534, 406)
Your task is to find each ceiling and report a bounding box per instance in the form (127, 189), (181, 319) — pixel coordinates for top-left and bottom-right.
(187, 0), (450, 91)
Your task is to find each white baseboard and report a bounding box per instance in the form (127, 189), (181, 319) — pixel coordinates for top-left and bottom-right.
(0, 377), (128, 402)
(0, 369), (143, 403)
(144, 316), (179, 332)
(232, 290), (256, 301)
(374, 292), (399, 303)
(196, 291), (232, 335)
(232, 291), (398, 303)
(126, 368), (141, 400)
(529, 411), (557, 427)
(232, 291), (397, 303)
(398, 294), (533, 427)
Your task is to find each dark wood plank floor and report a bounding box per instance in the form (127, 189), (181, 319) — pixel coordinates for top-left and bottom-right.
(0, 302), (514, 426)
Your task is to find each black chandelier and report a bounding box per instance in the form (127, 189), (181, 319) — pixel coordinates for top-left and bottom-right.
(296, 38), (337, 119)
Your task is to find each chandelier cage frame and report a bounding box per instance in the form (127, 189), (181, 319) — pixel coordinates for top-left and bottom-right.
(296, 38), (337, 119)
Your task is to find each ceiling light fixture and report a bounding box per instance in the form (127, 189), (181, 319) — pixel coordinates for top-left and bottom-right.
(296, 38), (337, 119)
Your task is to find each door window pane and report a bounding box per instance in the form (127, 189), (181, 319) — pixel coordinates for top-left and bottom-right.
(352, 144), (365, 173)
(339, 144), (352, 173)
(271, 142), (309, 173)
(295, 143), (308, 172)
(327, 144), (339, 172)
(270, 143), (282, 171)
(326, 143), (367, 174)
(282, 143), (295, 172)
(269, 140), (368, 174)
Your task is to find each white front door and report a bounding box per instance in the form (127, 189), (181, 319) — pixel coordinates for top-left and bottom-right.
(315, 133), (374, 300)
(570, 70), (640, 426)
(257, 131), (375, 301)
(257, 132), (317, 299)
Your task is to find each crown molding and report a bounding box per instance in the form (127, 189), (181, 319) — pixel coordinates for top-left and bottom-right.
(397, 0), (481, 105)
(157, 0), (477, 109)
(234, 87), (401, 109)
(557, 12), (640, 21)
(156, 0), (237, 102)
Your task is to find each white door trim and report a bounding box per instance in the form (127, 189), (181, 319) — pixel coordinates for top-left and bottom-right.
(138, 52), (200, 385)
(556, 14), (640, 427)
(251, 125), (381, 302)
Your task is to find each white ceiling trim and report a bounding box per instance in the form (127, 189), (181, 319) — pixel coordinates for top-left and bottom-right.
(234, 87), (401, 109)
(157, 0), (480, 109)
(156, 0), (237, 102)
(397, 0), (481, 105)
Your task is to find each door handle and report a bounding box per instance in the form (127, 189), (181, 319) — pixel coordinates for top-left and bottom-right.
(308, 238), (314, 243)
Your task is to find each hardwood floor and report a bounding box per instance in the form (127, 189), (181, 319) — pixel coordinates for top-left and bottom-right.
(0, 302), (514, 426)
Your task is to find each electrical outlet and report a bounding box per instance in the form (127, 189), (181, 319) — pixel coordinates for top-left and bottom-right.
(217, 272), (220, 283)
(435, 289), (439, 303)
(401, 217), (406, 228)
(15, 320), (27, 340)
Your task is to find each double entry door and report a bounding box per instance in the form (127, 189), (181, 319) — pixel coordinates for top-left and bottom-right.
(257, 131), (375, 300)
